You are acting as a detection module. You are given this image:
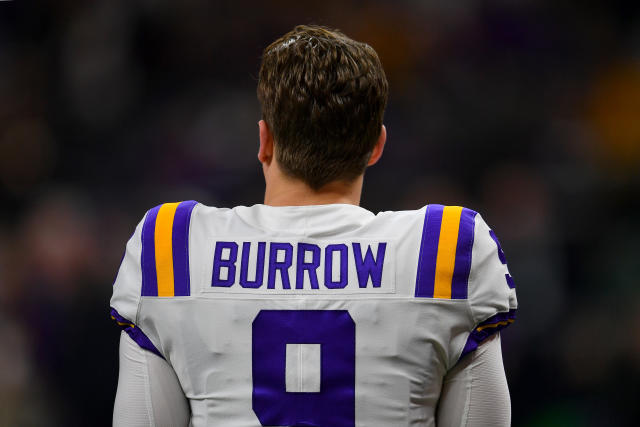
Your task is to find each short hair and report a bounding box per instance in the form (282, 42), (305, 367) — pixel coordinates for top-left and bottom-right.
(257, 25), (389, 190)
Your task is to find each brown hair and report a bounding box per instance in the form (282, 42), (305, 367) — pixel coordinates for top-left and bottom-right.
(257, 25), (388, 190)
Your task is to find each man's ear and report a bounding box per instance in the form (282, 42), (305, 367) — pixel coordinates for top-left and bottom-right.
(258, 120), (274, 165)
(367, 125), (387, 166)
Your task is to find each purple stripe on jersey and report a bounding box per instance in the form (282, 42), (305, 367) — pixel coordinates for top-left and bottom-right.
(172, 200), (198, 296)
(489, 229), (507, 265)
(505, 273), (515, 289)
(110, 307), (164, 359)
(141, 205), (161, 297)
(415, 204), (444, 298)
(459, 309), (517, 360)
(450, 208), (478, 299)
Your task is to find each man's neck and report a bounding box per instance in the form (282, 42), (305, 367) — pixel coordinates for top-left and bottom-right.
(263, 173), (364, 207)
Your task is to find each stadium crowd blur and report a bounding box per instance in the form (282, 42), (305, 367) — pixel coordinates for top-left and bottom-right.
(1, 1), (639, 425)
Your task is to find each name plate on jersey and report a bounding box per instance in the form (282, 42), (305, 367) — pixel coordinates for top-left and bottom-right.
(203, 239), (395, 294)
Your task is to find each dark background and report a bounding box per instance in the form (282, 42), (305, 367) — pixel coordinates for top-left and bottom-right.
(1, 1), (639, 425)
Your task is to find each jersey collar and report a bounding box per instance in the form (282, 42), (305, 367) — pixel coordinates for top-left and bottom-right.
(233, 203), (376, 236)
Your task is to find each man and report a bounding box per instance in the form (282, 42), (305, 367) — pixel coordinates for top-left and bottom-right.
(111, 25), (517, 426)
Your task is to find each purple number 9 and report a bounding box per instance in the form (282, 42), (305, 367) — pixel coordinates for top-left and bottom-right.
(252, 310), (356, 426)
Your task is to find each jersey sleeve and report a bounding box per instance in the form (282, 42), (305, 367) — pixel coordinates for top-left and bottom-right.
(110, 210), (164, 358)
(461, 214), (517, 359)
(114, 332), (190, 426)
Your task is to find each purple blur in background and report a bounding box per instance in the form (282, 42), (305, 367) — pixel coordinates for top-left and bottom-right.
(0, 1), (639, 425)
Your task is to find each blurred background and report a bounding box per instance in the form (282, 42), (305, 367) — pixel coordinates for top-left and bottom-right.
(1, 0), (639, 425)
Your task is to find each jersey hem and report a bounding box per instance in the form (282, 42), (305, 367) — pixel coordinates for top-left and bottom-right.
(457, 308), (516, 361)
(111, 307), (165, 359)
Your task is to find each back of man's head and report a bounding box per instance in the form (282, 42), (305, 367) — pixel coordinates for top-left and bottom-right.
(257, 25), (389, 190)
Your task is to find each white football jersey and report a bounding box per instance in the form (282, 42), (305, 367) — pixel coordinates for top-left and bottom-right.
(111, 202), (517, 427)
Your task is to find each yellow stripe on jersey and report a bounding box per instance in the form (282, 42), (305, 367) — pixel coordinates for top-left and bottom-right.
(154, 202), (179, 297)
(110, 316), (135, 328)
(433, 206), (463, 299)
(476, 319), (515, 332)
